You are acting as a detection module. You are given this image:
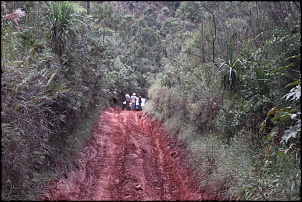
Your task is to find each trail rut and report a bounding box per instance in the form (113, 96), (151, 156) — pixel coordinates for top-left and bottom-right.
(43, 107), (215, 201)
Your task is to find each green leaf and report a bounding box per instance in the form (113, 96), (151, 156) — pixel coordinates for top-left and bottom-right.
(46, 71), (57, 86)
(286, 79), (301, 88)
(281, 125), (300, 143)
(50, 83), (62, 94)
(284, 84), (301, 101)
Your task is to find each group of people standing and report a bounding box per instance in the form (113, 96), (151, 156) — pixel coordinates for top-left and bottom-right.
(124, 92), (142, 111)
(112, 88), (142, 111)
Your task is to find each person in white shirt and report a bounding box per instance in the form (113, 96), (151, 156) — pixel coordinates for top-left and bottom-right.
(125, 93), (131, 110)
(130, 93), (137, 110)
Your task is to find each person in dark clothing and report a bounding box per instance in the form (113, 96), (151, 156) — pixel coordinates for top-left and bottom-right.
(122, 101), (126, 110)
(113, 88), (118, 107)
(138, 96), (142, 111)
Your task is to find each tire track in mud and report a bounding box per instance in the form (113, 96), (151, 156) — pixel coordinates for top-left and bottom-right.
(43, 107), (214, 201)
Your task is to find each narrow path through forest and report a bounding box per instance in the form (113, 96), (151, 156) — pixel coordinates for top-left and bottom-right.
(43, 107), (216, 201)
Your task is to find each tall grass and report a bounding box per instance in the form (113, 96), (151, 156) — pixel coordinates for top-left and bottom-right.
(238, 142), (301, 201)
(185, 131), (254, 200)
(165, 122), (301, 200)
(145, 91), (300, 200)
(53, 106), (104, 167)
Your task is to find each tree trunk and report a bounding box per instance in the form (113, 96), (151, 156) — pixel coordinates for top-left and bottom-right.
(87, 1), (90, 15)
(37, 1), (40, 39)
(200, 19), (206, 63)
(202, 4), (217, 65)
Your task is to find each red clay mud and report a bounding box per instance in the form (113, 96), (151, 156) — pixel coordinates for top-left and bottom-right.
(43, 107), (216, 201)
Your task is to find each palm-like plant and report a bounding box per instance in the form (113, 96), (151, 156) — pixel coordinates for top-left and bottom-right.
(254, 67), (269, 96)
(216, 37), (245, 93)
(49, 1), (79, 56)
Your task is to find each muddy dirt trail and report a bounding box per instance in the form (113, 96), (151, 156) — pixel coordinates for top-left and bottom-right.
(43, 107), (215, 201)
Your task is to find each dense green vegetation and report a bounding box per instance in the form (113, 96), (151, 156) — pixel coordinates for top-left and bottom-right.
(1, 1), (300, 200)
